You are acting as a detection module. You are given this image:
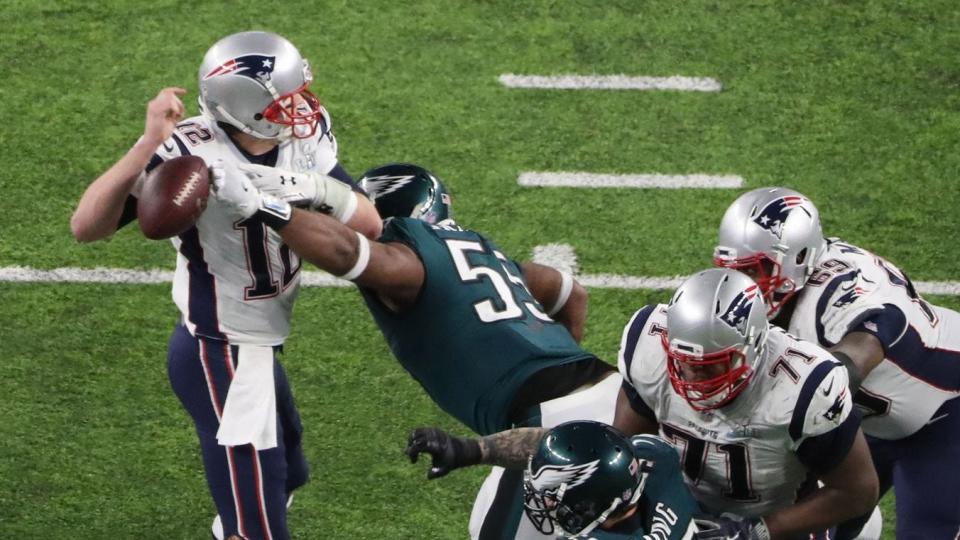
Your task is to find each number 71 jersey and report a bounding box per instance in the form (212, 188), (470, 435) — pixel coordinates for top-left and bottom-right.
(618, 305), (857, 518)
(140, 114), (340, 345)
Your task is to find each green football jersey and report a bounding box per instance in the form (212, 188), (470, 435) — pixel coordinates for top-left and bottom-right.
(361, 218), (595, 435)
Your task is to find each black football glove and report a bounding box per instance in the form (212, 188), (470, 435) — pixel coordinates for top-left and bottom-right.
(693, 514), (771, 540)
(405, 427), (482, 480)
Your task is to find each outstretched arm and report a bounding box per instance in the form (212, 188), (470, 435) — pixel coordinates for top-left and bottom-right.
(71, 87), (185, 242)
(521, 262), (587, 342)
(405, 426), (547, 479)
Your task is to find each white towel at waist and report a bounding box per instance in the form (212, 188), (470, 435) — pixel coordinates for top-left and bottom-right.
(216, 344), (277, 450)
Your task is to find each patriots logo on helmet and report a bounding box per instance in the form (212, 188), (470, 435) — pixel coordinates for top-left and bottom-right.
(752, 196), (812, 239)
(203, 54), (277, 86)
(719, 284), (759, 337)
(530, 459), (601, 492)
(363, 174), (416, 200)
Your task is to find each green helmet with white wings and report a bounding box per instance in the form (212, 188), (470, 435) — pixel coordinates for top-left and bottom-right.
(523, 421), (648, 539)
(359, 163), (452, 224)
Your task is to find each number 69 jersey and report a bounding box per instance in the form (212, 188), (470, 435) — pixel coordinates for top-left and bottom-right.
(135, 113), (342, 345)
(618, 305), (859, 518)
(783, 239), (960, 440)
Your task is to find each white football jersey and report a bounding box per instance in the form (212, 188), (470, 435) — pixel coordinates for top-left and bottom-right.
(618, 304), (854, 518)
(784, 239), (960, 439)
(135, 112), (342, 345)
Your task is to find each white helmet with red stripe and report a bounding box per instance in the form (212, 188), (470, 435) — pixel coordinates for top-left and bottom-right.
(714, 187), (826, 317)
(198, 31), (323, 140)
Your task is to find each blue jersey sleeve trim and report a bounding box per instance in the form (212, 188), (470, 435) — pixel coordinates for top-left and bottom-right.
(171, 133), (191, 156)
(795, 409), (860, 473)
(116, 194), (139, 229)
(789, 361), (840, 441)
(815, 271), (860, 347)
(621, 305), (655, 385)
(848, 304), (908, 351)
(622, 379), (658, 423)
(145, 153), (165, 174)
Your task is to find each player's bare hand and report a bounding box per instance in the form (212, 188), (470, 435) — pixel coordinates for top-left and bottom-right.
(143, 87), (186, 146)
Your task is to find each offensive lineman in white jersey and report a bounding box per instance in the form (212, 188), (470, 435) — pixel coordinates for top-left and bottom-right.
(613, 269), (878, 540)
(70, 31), (381, 540)
(714, 187), (960, 539)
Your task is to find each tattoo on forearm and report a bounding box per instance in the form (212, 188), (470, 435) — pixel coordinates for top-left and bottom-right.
(478, 428), (547, 469)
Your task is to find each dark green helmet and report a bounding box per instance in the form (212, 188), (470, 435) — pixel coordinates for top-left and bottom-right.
(523, 421), (648, 538)
(359, 163), (452, 224)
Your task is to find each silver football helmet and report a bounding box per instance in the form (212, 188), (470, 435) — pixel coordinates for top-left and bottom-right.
(714, 187), (826, 317)
(663, 268), (768, 411)
(198, 31), (323, 140)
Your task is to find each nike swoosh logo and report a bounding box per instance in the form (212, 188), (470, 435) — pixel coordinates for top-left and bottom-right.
(823, 377), (835, 396)
(162, 142), (175, 153)
(927, 413), (949, 425)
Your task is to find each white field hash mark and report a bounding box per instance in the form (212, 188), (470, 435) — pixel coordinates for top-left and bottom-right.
(519, 172), (744, 189)
(3, 261), (958, 296)
(498, 74), (722, 92)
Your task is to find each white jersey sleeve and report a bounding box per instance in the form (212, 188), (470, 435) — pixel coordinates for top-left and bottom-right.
(618, 304), (671, 423)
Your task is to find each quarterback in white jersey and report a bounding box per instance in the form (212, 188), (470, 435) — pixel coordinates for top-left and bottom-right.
(714, 187), (960, 539)
(614, 269), (878, 540)
(144, 111), (343, 344)
(71, 31), (381, 540)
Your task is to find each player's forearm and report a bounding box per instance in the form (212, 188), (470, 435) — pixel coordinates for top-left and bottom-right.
(478, 427), (547, 469)
(762, 484), (876, 540)
(71, 138), (158, 242)
(279, 208), (359, 276)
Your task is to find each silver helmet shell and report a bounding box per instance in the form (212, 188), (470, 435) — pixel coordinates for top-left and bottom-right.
(714, 187), (826, 317)
(663, 268), (768, 410)
(198, 31), (322, 140)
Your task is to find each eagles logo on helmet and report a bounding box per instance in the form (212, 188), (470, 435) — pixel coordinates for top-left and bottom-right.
(359, 163), (452, 224)
(523, 421), (647, 539)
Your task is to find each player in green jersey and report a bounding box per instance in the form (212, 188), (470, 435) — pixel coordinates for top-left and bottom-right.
(406, 420), (701, 540)
(212, 161), (622, 539)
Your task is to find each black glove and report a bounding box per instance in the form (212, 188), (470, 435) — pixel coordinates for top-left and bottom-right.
(693, 514), (771, 540)
(405, 427), (482, 479)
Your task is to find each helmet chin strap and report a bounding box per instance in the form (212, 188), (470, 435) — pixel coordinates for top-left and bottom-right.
(560, 464), (649, 539)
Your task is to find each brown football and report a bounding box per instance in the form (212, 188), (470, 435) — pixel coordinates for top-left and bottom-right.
(138, 155), (210, 239)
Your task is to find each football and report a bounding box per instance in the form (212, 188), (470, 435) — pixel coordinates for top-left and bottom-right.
(138, 155), (210, 239)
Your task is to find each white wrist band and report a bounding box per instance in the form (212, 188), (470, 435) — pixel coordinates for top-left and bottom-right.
(547, 271), (574, 316)
(337, 191), (358, 224)
(338, 232), (370, 281)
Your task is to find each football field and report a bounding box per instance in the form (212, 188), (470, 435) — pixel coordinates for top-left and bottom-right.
(2, 1), (958, 538)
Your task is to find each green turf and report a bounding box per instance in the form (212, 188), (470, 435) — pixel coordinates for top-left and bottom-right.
(3, 0), (958, 538)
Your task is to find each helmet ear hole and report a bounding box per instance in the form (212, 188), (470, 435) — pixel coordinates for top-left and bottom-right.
(796, 248), (808, 265)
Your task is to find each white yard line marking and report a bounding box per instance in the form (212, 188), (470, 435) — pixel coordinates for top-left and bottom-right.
(498, 74), (722, 92)
(5, 264), (958, 295)
(518, 172), (744, 189)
